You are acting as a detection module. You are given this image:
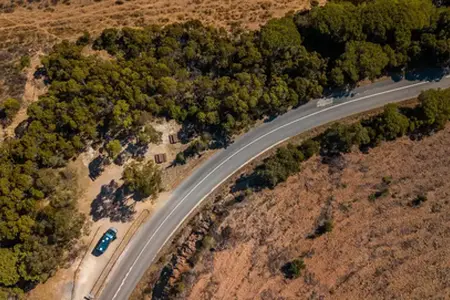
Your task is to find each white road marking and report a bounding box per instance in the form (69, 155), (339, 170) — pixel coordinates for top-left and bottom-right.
(110, 80), (430, 299)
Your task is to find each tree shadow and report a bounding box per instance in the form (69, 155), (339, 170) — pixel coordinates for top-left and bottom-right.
(90, 180), (136, 222)
(151, 264), (174, 300)
(232, 170), (265, 193)
(404, 67), (447, 82)
(88, 155), (111, 181)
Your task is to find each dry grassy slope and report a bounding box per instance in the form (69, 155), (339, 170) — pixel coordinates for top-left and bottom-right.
(188, 126), (450, 300)
(1, 0), (323, 41)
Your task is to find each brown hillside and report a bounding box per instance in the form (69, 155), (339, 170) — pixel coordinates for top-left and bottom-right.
(187, 126), (450, 300)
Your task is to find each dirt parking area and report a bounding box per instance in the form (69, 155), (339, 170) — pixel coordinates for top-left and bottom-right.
(184, 126), (450, 300)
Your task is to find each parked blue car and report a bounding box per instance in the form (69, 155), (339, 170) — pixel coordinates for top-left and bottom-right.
(92, 228), (118, 256)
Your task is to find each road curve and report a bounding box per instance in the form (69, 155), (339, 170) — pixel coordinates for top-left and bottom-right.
(99, 75), (450, 300)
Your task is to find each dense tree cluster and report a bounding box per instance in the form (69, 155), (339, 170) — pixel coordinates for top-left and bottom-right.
(299, 0), (450, 85)
(0, 0), (449, 295)
(254, 88), (450, 188)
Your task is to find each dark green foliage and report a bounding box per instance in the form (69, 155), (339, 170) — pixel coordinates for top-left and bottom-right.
(19, 55), (31, 70)
(0, 98), (21, 126)
(137, 125), (162, 145)
(315, 219), (334, 236)
(411, 194), (428, 207)
(0, 249), (19, 286)
(299, 0), (443, 81)
(281, 258), (306, 279)
(106, 140), (122, 158)
(299, 139), (320, 159)
(255, 144), (304, 188)
(122, 160), (162, 199)
(366, 104), (410, 143)
(76, 31), (91, 46)
(259, 17), (302, 57)
(417, 88), (450, 130)
(0, 161), (84, 294)
(179, 138), (210, 162)
(332, 41), (390, 85)
(320, 123), (370, 156)
(175, 152), (186, 165)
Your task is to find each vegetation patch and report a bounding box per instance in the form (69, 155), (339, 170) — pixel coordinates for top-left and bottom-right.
(281, 258), (306, 279)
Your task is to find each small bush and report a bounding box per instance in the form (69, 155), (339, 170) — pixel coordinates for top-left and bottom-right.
(281, 258), (306, 279)
(411, 194), (427, 207)
(175, 152), (186, 165)
(76, 31), (91, 46)
(369, 187), (389, 202)
(300, 139), (320, 159)
(382, 176), (393, 185)
(19, 55), (30, 70)
(316, 219), (333, 235)
(201, 235), (216, 250)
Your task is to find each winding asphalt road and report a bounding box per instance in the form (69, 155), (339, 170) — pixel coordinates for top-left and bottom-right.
(99, 74), (450, 300)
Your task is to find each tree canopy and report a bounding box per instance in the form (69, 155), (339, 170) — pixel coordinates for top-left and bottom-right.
(122, 161), (162, 200)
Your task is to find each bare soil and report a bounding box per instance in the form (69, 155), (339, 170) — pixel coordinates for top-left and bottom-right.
(160, 126), (450, 300)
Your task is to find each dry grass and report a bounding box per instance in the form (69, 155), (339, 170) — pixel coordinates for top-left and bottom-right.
(187, 126), (450, 300)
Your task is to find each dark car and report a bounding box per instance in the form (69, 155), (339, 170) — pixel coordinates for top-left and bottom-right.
(92, 227), (118, 256)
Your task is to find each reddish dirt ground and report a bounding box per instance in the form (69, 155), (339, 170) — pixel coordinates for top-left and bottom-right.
(187, 126), (450, 300)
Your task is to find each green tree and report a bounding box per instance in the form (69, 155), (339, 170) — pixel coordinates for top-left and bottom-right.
(0, 98), (21, 125)
(137, 125), (162, 145)
(255, 145), (304, 188)
(371, 104), (410, 141)
(259, 17), (302, 57)
(300, 139), (320, 159)
(0, 249), (19, 286)
(76, 31), (91, 46)
(334, 41), (389, 84)
(122, 160), (162, 199)
(106, 140), (122, 158)
(418, 88), (450, 129)
(320, 123), (370, 155)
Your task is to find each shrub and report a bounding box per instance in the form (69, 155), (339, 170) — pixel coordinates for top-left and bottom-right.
(300, 139), (320, 159)
(315, 219), (333, 236)
(175, 152), (186, 165)
(19, 55), (30, 70)
(76, 31), (91, 46)
(105, 139), (122, 158)
(255, 146), (303, 188)
(0, 98), (20, 125)
(282, 258), (306, 279)
(382, 175), (393, 185)
(411, 194), (428, 207)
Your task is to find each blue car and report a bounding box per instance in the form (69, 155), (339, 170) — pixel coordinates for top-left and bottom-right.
(93, 227), (118, 256)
